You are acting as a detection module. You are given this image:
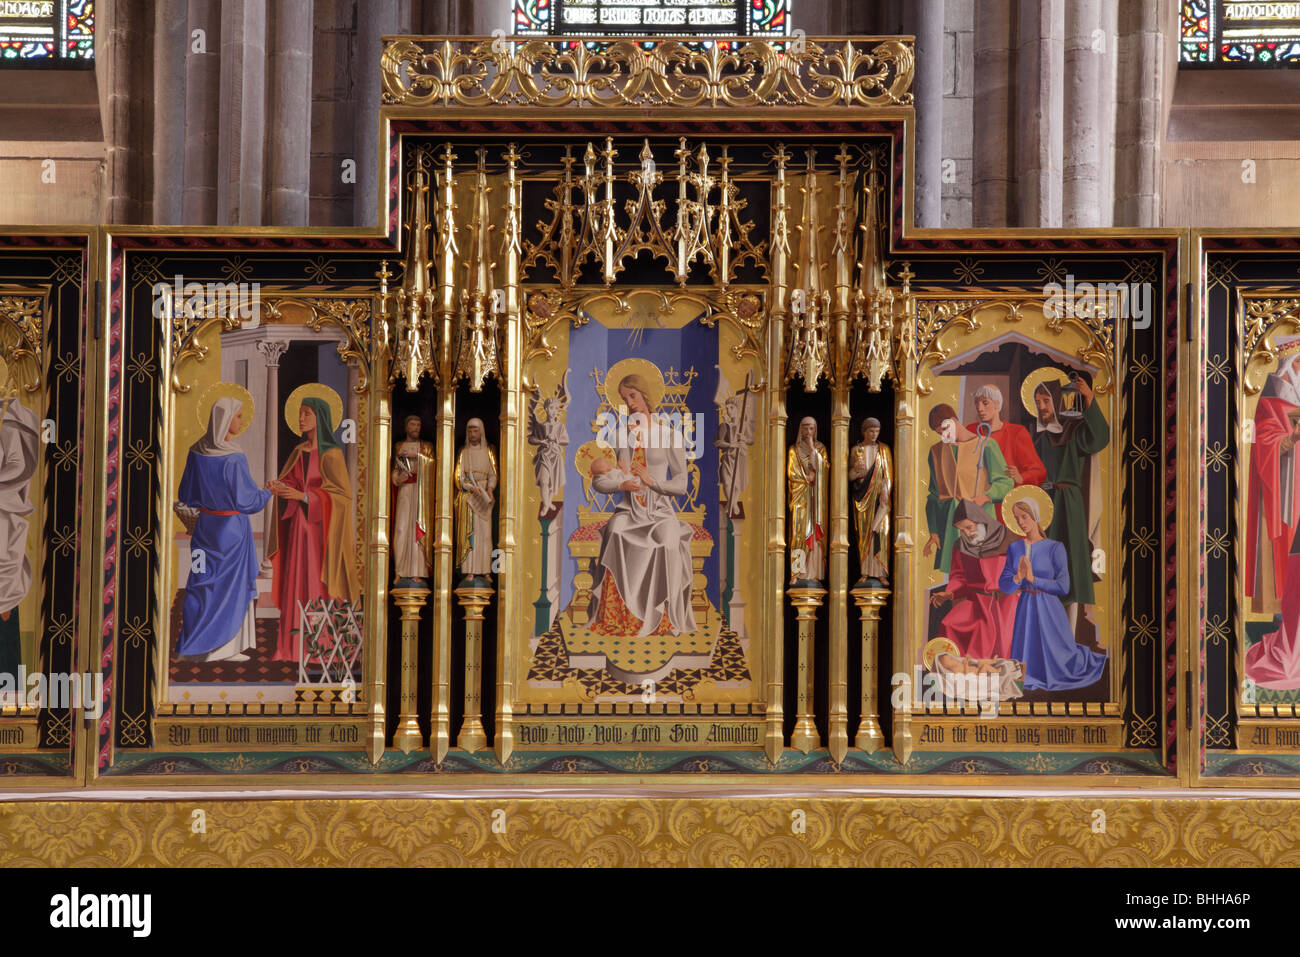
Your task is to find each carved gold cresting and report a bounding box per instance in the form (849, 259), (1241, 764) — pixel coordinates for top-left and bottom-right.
(380, 37), (914, 110)
(851, 161), (895, 392)
(454, 147), (501, 392)
(0, 296), (43, 393)
(527, 136), (756, 291)
(1242, 297), (1300, 394)
(786, 149), (830, 391)
(167, 293), (372, 394)
(385, 152), (437, 390)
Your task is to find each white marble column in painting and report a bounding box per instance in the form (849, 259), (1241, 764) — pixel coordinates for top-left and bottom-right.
(255, 338), (288, 572)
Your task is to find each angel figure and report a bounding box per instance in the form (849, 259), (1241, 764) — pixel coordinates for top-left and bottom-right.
(527, 371), (570, 516)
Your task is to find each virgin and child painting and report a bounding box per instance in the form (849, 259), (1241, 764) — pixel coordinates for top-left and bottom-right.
(919, 322), (1113, 705)
(1242, 334), (1300, 699)
(520, 291), (759, 706)
(167, 314), (365, 705)
(0, 347), (43, 689)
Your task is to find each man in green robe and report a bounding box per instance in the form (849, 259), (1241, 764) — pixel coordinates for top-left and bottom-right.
(924, 403), (1013, 575)
(1030, 372), (1109, 614)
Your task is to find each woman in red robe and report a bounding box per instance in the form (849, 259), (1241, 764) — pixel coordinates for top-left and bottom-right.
(266, 394), (359, 663)
(930, 499), (1020, 660)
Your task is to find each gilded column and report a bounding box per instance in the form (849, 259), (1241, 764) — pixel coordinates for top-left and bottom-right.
(366, 299), (393, 764)
(827, 146), (855, 763)
(788, 588), (825, 753)
(456, 584), (492, 752)
(430, 143), (459, 763)
(852, 588), (888, 752)
(891, 267), (918, 764)
(764, 145), (792, 763)
(495, 146), (523, 764)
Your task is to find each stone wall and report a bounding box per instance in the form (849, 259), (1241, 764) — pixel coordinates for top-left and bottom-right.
(2, 0), (1299, 230)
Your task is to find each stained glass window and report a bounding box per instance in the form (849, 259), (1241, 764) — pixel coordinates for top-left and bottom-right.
(514, 0), (789, 38)
(0, 0), (94, 66)
(1180, 0), (1300, 65)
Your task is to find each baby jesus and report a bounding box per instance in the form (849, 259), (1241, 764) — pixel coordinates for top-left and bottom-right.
(933, 652), (1024, 706)
(591, 456), (644, 494)
(934, 652), (1002, 675)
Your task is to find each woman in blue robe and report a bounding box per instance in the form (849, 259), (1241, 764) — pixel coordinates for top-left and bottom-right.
(998, 496), (1106, 691)
(175, 397), (273, 661)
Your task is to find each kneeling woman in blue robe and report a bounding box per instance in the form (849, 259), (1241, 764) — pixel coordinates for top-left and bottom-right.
(998, 495), (1106, 691)
(175, 397), (273, 662)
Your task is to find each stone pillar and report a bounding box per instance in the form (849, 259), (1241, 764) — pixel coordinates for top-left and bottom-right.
(218, 0), (267, 226)
(1115, 0), (1165, 226)
(183, 0), (221, 224)
(467, 0), (511, 33)
(908, 0), (944, 228)
(266, 0), (313, 226)
(1016, 0), (1065, 228)
(355, 0), (400, 229)
(791, 0), (835, 33)
(153, 0), (186, 224)
(417, 0), (511, 33)
(103, 0), (155, 224)
(942, 0), (975, 227)
(311, 0), (358, 227)
(973, 0), (1014, 226)
(1064, 1), (1110, 227)
(1097, 0), (1118, 225)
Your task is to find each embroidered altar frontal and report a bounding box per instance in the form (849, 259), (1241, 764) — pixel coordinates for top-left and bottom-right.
(0, 32), (1228, 792)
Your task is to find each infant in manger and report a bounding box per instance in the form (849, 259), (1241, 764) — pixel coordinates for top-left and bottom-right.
(933, 651), (1024, 704)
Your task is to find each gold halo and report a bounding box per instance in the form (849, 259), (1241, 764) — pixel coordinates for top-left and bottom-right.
(1279, 336), (1300, 359)
(923, 637), (961, 672)
(197, 382), (255, 437)
(284, 383), (343, 436)
(1020, 366), (1070, 417)
(603, 358), (665, 411)
(574, 439), (614, 482)
(1001, 485), (1055, 537)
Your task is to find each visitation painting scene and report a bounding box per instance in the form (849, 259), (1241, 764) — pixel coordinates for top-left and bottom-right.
(165, 300), (367, 706)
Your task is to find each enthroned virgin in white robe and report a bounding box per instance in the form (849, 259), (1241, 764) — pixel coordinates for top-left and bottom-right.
(590, 418), (697, 637)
